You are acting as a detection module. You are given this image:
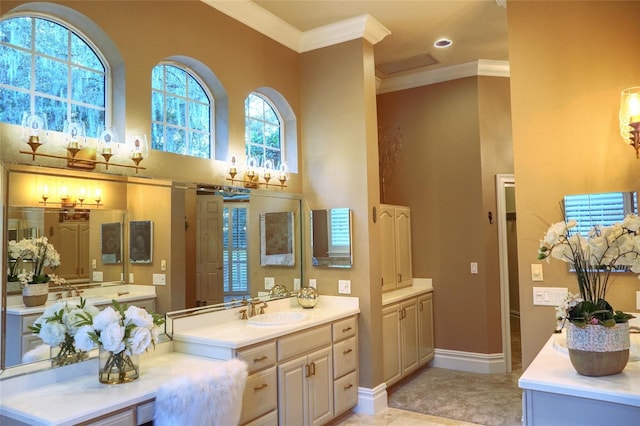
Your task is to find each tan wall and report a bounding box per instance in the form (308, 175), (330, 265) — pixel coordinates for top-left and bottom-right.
(300, 39), (383, 388)
(0, 0), (302, 193)
(508, 1), (640, 367)
(377, 76), (513, 355)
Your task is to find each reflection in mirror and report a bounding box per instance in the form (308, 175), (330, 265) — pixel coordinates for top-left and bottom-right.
(564, 191), (638, 235)
(311, 208), (353, 268)
(260, 211), (295, 266)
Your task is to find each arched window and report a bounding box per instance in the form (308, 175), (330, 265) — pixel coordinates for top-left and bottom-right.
(245, 93), (283, 168)
(0, 15), (107, 137)
(151, 63), (213, 159)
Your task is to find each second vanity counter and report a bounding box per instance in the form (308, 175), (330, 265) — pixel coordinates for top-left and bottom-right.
(170, 295), (360, 358)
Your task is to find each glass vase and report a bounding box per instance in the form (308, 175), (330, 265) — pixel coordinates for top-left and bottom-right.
(52, 340), (88, 367)
(98, 347), (139, 384)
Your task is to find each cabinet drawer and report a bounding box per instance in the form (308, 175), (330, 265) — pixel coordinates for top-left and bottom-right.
(332, 316), (356, 342)
(333, 336), (357, 379)
(237, 341), (277, 374)
(244, 409), (277, 426)
(240, 367), (278, 425)
(136, 400), (154, 425)
(278, 324), (331, 361)
(334, 370), (358, 417)
(22, 314), (40, 334)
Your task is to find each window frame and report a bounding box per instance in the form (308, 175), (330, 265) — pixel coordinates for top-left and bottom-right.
(0, 12), (112, 134)
(151, 61), (214, 159)
(245, 92), (285, 168)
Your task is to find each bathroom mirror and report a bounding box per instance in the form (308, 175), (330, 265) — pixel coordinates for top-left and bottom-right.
(311, 208), (353, 268)
(564, 191), (638, 235)
(260, 211), (295, 266)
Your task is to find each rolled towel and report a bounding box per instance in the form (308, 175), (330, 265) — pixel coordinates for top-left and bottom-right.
(154, 358), (248, 426)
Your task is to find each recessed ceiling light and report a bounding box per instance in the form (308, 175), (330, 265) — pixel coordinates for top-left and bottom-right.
(434, 38), (452, 48)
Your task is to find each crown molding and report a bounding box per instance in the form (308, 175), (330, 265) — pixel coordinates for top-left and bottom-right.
(377, 59), (510, 94)
(202, 1), (390, 53)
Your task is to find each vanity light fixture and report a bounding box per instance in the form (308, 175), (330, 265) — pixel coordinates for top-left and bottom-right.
(619, 87), (640, 158)
(226, 155), (288, 189)
(21, 112), (48, 160)
(19, 118), (147, 173)
(40, 184), (103, 208)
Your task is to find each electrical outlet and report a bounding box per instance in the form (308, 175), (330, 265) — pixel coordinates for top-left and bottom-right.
(153, 273), (166, 285)
(92, 259), (97, 269)
(338, 279), (351, 294)
(470, 262), (478, 274)
(265, 277), (275, 290)
(129, 273), (134, 283)
(309, 279), (317, 289)
(294, 278), (301, 290)
(92, 271), (103, 282)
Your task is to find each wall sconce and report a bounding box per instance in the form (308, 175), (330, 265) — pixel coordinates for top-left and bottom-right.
(21, 112), (48, 159)
(226, 154), (288, 189)
(19, 118), (147, 173)
(128, 133), (149, 169)
(620, 87), (640, 158)
(40, 184), (103, 208)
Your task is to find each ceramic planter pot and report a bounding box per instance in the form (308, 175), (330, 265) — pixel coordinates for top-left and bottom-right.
(566, 321), (630, 376)
(22, 282), (49, 307)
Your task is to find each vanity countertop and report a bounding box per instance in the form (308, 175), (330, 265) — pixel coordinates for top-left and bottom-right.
(171, 295), (359, 352)
(0, 349), (221, 426)
(519, 316), (640, 407)
(382, 278), (433, 306)
(6, 284), (157, 316)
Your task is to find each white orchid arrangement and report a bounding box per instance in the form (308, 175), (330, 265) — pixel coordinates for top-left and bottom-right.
(75, 300), (165, 356)
(29, 298), (100, 365)
(538, 214), (640, 328)
(8, 236), (61, 285)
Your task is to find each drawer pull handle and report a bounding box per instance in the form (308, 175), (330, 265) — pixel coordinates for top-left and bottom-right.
(342, 326), (352, 332)
(305, 364), (311, 378)
(253, 355), (268, 363)
(343, 348), (353, 355)
(343, 383), (353, 390)
(254, 383), (268, 391)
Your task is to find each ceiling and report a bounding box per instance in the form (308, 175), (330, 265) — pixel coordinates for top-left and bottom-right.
(205, 0), (509, 79)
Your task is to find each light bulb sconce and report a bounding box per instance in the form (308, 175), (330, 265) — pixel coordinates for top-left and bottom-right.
(20, 115), (147, 173)
(620, 87), (640, 159)
(226, 155), (288, 189)
(39, 185), (103, 208)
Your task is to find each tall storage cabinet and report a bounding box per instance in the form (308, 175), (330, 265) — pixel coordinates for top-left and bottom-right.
(380, 205), (412, 292)
(382, 298), (419, 387)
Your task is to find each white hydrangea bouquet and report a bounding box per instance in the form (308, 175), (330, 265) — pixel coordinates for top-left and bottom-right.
(29, 298), (100, 366)
(75, 300), (165, 383)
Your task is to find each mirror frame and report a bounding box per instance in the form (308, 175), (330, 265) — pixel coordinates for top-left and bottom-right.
(310, 208), (353, 268)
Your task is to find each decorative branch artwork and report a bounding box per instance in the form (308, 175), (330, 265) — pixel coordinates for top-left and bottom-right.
(378, 126), (403, 203)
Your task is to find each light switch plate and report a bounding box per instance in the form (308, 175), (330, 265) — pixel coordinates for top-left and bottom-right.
(470, 262), (478, 274)
(531, 264), (544, 281)
(338, 279), (351, 294)
(294, 278), (301, 290)
(264, 277), (275, 290)
(533, 286), (568, 306)
(309, 279), (317, 289)
(92, 271), (103, 282)
(153, 273), (166, 285)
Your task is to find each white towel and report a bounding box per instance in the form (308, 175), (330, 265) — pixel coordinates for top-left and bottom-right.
(22, 344), (51, 363)
(154, 358), (248, 426)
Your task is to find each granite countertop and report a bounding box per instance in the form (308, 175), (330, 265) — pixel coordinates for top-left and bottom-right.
(519, 316), (640, 407)
(0, 349), (221, 426)
(382, 278), (433, 306)
(171, 295), (360, 349)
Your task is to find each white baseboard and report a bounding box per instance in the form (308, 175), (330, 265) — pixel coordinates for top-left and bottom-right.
(355, 383), (388, 415)
(432, 348), (506, 374)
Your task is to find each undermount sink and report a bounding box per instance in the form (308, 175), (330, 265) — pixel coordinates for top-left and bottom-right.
(248, 311), (309, 326)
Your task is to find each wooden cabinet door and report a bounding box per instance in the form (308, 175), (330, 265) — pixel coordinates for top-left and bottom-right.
(418, 293), (435, 365)
(382, 303), (402, 385)
(308, 347), (333, 426)
(379, 205), (397, 293)
(395, 207), (413, 288)
(278, 356), (307, 426)
(400, 298), (419, 376)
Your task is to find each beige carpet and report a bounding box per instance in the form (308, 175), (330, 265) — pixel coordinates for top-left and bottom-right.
(387, 367), (522, 426)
